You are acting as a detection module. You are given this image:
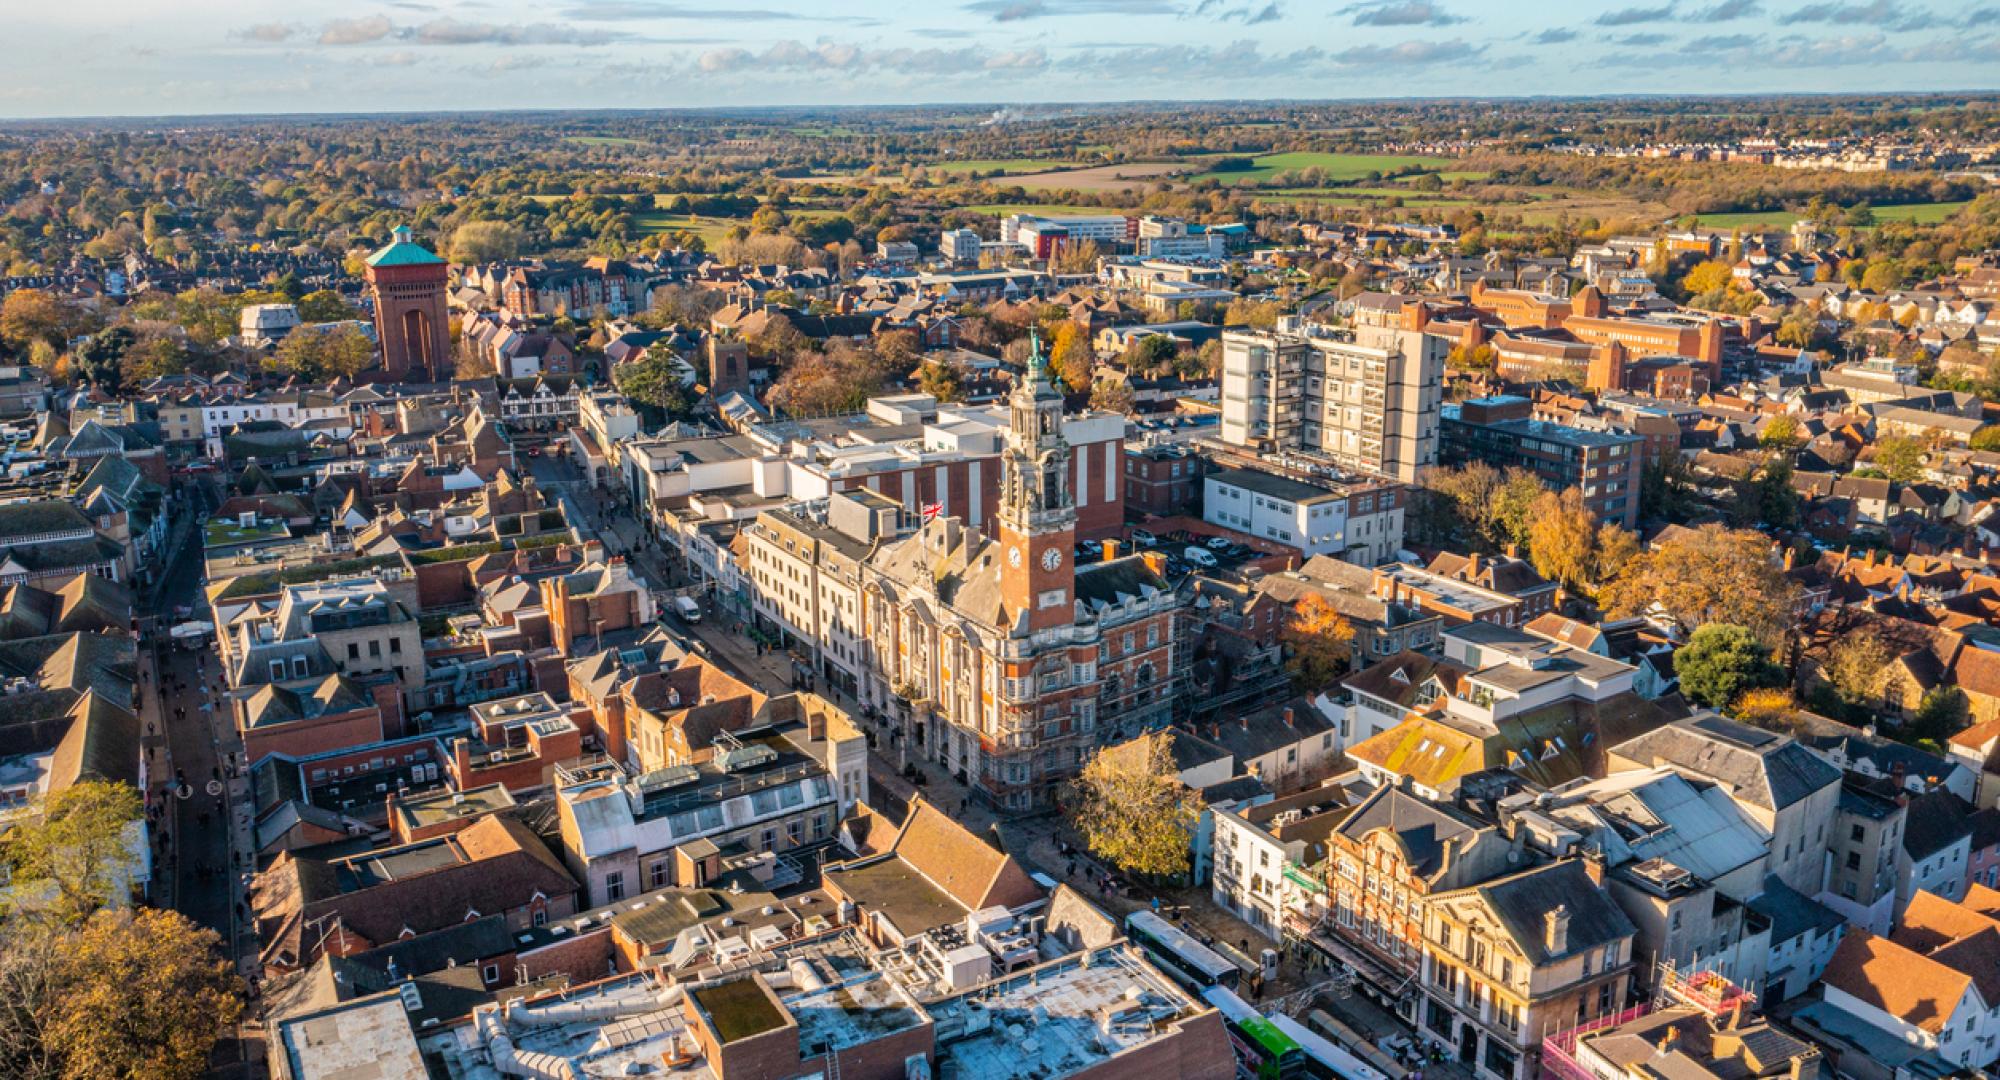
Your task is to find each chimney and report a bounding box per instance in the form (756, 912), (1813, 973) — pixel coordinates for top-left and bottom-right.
(1782, 546), (1796, 571)
(1104, 538), (1121, 562)
(1582, 849), (1605, 886)
(1790, 1051), (1822, 1080)
(1439, 836), (1459, 876)
(1545, 905), (1570, 954)
(1240, 712), (1250, 732)
(1727, 997), (1746, 1032)
(1468, 552), (1482, 578)
(1282, 707), (1295, 729)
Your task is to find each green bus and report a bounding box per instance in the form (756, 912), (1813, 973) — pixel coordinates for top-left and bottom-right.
(1203, 984), (1307, 1080)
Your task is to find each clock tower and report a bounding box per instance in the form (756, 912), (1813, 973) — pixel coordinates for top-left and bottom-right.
(997, 331), (1077, 633)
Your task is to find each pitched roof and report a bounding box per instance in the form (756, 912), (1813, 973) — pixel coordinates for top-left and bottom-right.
(1821, 930), (1976, 1034)
(889, 797), (1044, 913)
(365, 227), (446, 269)
(1473, 859), (1636, 966)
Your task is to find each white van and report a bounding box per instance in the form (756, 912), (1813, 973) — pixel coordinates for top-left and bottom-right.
(1183, 546), (1218, 568)
(673, 595), (702, 623)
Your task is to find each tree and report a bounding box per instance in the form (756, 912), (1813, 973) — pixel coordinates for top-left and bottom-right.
(1911, 687), (1968, 743)
(914, 358), (966, 403)
(271, 325), (374, 382)
(1971, 425), (2000, 453)
(1281, 594), (1356, 691)
(296, 289), (358, 323)
(1681, 259), (1734, 297)
(1674, 624), (1783, 709)
(70, 328), (133, 390)
(1731, 687), (1802, 732)
(0, 780), (141, 922)
(1759, 414), (1802, 450)
(1639, 454), (1697, 523)
(613, 345), (695, 417)
(1824, 628), (1897, 710)
(1599, 524), (1800, 642)
(1121, 334), (1179, 377)
(0, 289), (64, 351)
(1525, 488), (1596, 593)
(1755, 455), (1801, 530)
(1066, 732), (1204, 880)
(1088, 378), (1133, 414)
(1048, 322), (1095, 393)
(1490, 468), (1547, 553)
(1870, 435), (1925, 483)
(450, 220), (526, 264)
(32, 907), (242, 1080)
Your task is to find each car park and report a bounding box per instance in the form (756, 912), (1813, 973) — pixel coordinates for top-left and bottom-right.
(1183, 546), (1218, 568)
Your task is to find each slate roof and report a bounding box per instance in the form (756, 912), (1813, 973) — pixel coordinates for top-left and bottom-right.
(1609, 712), (1839, 812)
(1903, 791), (1975, 862)
(1332, 784), (1486, 880)
(1747, 874), (1847, 945)
(1474, 859), (1636, 965)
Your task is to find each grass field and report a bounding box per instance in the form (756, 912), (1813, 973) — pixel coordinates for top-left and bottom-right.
(928, 158), (1076, 174)
(1186, 151), (1448, 184)
(1685, 200), (1973, 230)
(564, 136), (644, 146)
(630, 213), (740, 244)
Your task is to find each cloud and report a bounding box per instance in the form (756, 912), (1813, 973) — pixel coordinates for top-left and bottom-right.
(1595, 4), (1676, 25)
(1530, 27), (1580, 42)
(1682, 31), (1761, 48)
(696, 39), (1050, 75)
(1697, 0), (1762, 18)
(1787, 0), (1924, 30)
(1329, 38), (1484, 64)
(318, 15), (395, 45)
(963, 0), (1175, 18)
(1340, 0), (1466, 26)
(561, 2), (811, 19)
(250, 15), (617, 48)
(238, 23), (295, 43)
(1611, 31), (1672, 44)
(1227, 2), (1285, 23)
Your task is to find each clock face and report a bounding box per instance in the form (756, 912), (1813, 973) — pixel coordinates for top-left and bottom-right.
(1042, 547), (1063, 572)
(1008, 546), (1023, 568)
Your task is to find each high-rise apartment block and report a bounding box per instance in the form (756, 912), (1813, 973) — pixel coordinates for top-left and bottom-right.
(1220, 301), (1446, 483)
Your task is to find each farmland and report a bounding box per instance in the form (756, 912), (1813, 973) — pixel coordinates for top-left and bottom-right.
(1185, 151), (1449, 184)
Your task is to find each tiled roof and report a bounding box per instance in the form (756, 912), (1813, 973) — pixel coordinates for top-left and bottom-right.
(1821, 931), (1974, 1034)
(889, 797), (1043, 913)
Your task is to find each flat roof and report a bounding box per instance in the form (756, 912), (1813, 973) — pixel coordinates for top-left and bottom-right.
(1206, 467), (1340, 505)
(824, 856), (966, 938)
(928, 945), (1206, 1080)
(390, 783), (516, 832)
(279, 993), (427, 1080)
(692, 977), (789, 1042)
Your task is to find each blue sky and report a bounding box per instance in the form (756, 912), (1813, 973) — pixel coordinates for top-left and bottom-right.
(7, 0), (2000, 118)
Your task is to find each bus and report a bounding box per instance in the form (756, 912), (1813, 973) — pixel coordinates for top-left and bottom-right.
(1269, 1014), (1393, 1080)
(1125, 910), (1242, 992)
(1202, 984), (1306, 1080)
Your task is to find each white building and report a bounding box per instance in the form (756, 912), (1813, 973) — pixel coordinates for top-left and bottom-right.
(1202, 467), (1404, 564)
(239, 303), (301, 347)
(941, 228), (983, 264)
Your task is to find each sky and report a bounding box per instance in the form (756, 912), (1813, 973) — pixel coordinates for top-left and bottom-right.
(7, 0), (2000, 118)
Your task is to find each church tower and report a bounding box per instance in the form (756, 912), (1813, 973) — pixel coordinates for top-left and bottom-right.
(997, 331), (1077, 633)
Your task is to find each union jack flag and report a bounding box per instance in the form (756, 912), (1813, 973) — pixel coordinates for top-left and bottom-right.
(921, 502), (943, 521)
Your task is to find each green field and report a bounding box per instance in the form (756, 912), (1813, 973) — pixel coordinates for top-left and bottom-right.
(1186, 152), (1449, 184)
(564, 136), (644, 147)
(1685, 200), (1973, 230)
(929, 159), (1077, 174)
(630, 213), (740, 244)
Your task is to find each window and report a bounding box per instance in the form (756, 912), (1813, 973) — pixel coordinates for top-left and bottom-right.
(1484, 1041), (1519, 1079)
(650, 861), (670, 889)
(1852, 824), (1865, 843)
(1846, 851), (1861, 871)
(390, 638), (402, 655)
(532, 908), (548, 927)
(482, 963), (500, 984)
(604, 871), (625, 902)
(291, 656), (308, 679)
(368, 640), (381, 658)
(347, 642), (360, 660)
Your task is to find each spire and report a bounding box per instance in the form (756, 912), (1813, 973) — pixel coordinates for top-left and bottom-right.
(1026, 326), (1048, 387)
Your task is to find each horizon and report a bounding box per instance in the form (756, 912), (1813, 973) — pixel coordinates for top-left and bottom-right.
(11, 0), (2000, 120)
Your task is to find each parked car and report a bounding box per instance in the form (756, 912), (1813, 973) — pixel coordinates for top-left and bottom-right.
(673, 595), (702, 623)
(1183, 545), (1218, 568)
(1130, 528), (1157, 546)
(1205, 535), (1231, 550)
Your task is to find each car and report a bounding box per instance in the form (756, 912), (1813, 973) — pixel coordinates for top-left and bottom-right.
(1129, 528), (1157, 546)
(673, 596), (702, 623)
(1205, 536), (1231, 550)
(1182, 545), (1218, 568)
(526, 446), (542, 458)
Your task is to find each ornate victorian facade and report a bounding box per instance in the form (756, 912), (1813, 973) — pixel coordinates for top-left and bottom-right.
(860, 339), (1179, 811)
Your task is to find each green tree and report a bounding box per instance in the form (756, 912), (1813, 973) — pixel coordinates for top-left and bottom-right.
(1972, 425), (2000, 453)
(1067, 732), (1204, 880)
(271, 325), (374, 382)
(1759, 414), (1802, 450)
(1870, 435), (1926, 484)
(1674, 624), (1783, 708)
(295, 289), (358, 323)
(915, 358), (966, 404)
(1825, 628), (1897, 711)
(1755, 455), (1801, 531)
(70, 328), (133, 390)
(612, 345), (695, 417)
